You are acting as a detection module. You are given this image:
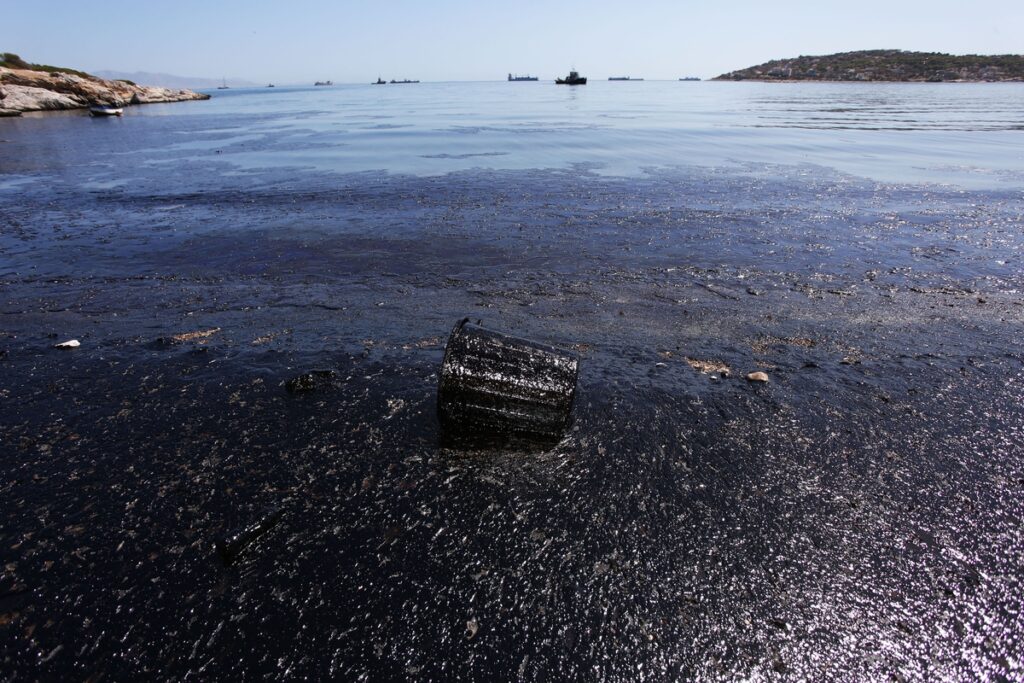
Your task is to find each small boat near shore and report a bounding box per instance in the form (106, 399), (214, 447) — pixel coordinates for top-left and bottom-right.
(679, 77), (701, 81)
(89, 104), (123, 117)
(555, 70), (587, 85)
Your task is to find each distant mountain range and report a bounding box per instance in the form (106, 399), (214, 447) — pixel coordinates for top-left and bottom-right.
(93, 70), (259, 89)
(714, 50), (1024, 82)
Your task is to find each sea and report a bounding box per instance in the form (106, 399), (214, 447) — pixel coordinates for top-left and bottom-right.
(1, 81), (1023, 680)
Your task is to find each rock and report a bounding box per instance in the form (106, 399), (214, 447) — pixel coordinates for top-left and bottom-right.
(0, 65), (209, 114)
(0, 108), (21, 117)
(746, 371), (769, 382)
(53, 339), (80, 349)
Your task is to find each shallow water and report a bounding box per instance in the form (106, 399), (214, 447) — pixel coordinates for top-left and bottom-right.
(1, 83), (1023, 680)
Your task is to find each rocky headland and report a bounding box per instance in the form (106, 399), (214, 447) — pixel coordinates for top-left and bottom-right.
(714, 49), (1024, 82)
(0, 53), (209, 117)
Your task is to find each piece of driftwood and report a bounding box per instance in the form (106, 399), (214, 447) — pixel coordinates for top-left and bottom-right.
(437, 319), (579, 444)
(215, 503), (288, 566)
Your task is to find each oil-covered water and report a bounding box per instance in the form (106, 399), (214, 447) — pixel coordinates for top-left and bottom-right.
(1, 82), (1023, 680)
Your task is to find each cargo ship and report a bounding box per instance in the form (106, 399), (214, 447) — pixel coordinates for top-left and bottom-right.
(508, 73), (539, 81)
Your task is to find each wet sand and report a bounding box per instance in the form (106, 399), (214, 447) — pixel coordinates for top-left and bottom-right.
(1, 165), (1023, 679)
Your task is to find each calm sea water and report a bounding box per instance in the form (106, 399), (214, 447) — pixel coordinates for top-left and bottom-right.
(1, 82), (1023, 680)
(2, 80), (1023, 189)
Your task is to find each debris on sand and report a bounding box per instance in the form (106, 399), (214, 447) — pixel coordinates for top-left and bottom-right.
(401, 337), (442, 350)
(746, 371), (770, 382)
(750, 335), (816, 354)
(465, 619), (479, 640)
(285, 370), (337, 393)
(171, 328), (221, 343)
(53, 339), (80, 349)
(685, 357), (731, 376)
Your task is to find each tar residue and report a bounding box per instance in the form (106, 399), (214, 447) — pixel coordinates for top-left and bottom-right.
(1, 164), (1023, 680)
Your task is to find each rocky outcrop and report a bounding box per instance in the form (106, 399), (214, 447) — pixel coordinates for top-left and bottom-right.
(0, 66), (210, 113)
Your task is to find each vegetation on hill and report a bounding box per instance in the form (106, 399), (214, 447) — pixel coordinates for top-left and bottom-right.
(1, 52), (95, 80)
(714, 50), (1024, 82)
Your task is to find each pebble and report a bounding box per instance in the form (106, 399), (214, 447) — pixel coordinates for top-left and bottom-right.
(746, 371), (769, 383)
(54, 339), (80, 349)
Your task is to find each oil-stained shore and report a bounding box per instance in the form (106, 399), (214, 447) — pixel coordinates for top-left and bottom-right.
(1, 164), (1023, 680)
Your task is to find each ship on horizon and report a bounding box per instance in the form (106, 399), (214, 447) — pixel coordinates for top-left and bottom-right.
(609, 76), (643, 81)
(508, 73), (539, 81)
(555, 70), (587, 85)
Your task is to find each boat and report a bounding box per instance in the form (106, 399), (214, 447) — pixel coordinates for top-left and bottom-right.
(508, 73), (538, 81)
(374, 77), (386, 84)
(555, 70), (587, 85)
(609, 76), (643, 81)
(389, 79), (419, 84)
(314, 80), (333, 86)
(679, 77), (701, 81)
(89, 104), (123, 117)
(217, 77), (229, 90)
(267, 84), (275, 88)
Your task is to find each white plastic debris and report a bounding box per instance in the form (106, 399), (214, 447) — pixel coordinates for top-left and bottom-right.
(54, 339), (81, 349)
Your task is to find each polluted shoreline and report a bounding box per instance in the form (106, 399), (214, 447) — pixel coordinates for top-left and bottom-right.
(1, 163), (1023, 679)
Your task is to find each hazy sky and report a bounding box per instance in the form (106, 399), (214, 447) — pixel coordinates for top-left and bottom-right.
(5, 0), (1022, 83)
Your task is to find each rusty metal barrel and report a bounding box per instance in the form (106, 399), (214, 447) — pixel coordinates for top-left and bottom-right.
(437, 319), (580, 445)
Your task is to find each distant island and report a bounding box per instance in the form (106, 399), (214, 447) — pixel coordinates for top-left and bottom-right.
(714, 50), (1024, 82)
(0, 52), (209, 117)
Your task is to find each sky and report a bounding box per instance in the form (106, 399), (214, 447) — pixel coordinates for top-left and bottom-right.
(3, 0), (1022, 84)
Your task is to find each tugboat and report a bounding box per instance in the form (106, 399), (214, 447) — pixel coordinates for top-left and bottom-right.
(555, 70), (587, 85)
(374, 77), (386, 84)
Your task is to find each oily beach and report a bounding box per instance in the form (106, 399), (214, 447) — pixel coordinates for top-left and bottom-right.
(1, 82), (1023, 680)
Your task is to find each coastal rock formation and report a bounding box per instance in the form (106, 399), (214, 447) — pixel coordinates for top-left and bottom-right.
(714, 50), (1024, 82)
(0, 61), (210, 114)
